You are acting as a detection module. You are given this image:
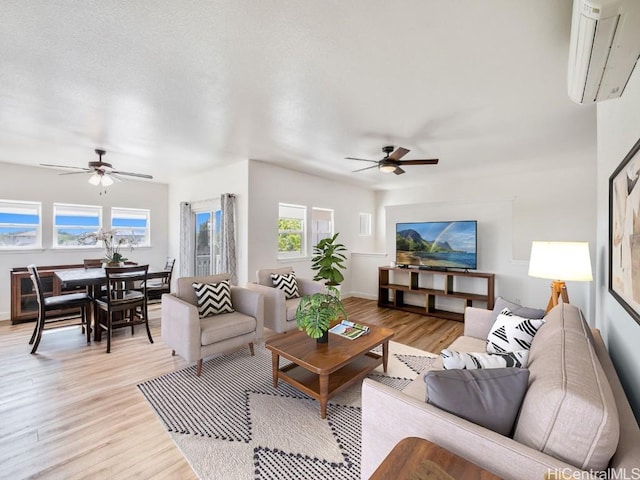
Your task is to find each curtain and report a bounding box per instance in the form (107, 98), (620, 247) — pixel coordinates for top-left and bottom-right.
(179, 201), (194, 277)
(220, 193), (237, 285)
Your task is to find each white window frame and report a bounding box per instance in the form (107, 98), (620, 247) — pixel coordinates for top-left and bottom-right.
(111, 207), (151, 247)
(278, 203), (307, 259)
(311, 207), (334, 247)
(53, 203), (102, 248)
(0, 199), (42, 249)
(359, 212), (372, 236)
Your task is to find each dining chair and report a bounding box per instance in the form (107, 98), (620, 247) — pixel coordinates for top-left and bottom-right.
(83, 258), (103, 268)
(27, 264), (93, 354)
(145, 257), (175, 302)
(93, 264), (152, 353)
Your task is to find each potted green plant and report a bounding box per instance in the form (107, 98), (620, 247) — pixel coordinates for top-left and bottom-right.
(311, 232), (347, 286)
(295, 286), (347, 343)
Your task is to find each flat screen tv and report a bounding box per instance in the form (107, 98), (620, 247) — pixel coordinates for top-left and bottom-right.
(396, 220), (477, 270)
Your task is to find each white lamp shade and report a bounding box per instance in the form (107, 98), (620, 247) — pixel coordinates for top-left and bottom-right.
(528, 241), (593, 281)
(100, 174), (114, 186)
(379, 164), (396, 173)
(88, 173), (101, 185)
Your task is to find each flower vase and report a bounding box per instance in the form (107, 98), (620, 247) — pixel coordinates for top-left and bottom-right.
(316, 329), (329, 344)
(103, 261), (124, 268)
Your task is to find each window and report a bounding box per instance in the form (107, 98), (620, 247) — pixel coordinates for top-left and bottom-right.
(53, 203), (101, 247)
(359, 212), (372, 236)
(0, 200), (41, 248)
(194, 207), (222, 276)
(311, 207), (334, 247)
(278, 203), (306, 258)
(111, 207), (151, 246)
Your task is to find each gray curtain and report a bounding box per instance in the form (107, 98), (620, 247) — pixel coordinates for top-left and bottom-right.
(179, 201), (195, 277)
(220, 193), (237, 285)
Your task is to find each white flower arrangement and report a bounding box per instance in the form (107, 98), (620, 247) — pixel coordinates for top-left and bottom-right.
(80, 228), (137, 264)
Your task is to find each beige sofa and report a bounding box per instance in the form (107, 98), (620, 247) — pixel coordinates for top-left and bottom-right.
(245, 267), (325, 333)
(161, 274), (264, 376)
(361, 303), (640, 479)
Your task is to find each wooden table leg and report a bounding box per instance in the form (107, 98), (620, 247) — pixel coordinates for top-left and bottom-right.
(382, 340), (389, 373)
(319, 373), (328, 419)
(271, 352), (279, 388)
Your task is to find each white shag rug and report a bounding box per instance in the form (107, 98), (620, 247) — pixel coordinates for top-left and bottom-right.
(138, 341), (436, 480)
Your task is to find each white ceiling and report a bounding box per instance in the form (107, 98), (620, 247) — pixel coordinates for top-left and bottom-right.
(0, 0), (595, 190)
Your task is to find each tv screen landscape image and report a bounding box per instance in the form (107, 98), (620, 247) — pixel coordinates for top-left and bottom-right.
(396, 220), (477, 270)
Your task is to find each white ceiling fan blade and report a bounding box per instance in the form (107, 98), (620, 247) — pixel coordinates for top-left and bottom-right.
(111, 170), (153, 179)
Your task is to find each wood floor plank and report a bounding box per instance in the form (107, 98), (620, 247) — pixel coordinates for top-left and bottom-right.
(0, 297), (463, 479)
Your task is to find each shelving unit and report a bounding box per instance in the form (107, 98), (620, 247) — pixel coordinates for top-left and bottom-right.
(378, 266), (495, 322)
(10, 264), (84, 324)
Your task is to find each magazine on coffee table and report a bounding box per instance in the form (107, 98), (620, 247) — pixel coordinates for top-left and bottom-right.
(329, 319), (370, 340)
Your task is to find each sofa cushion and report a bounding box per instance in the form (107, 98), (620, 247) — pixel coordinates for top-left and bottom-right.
(200, 311), (257, 345)
(257, 267), (292, 287)
(425, 368), (530, 436)
(493, 296), (545, 320)
(192, 281), (235, 317)
(285, 297), (302, 321)
(441, 349), (529, 370)
(513, 303), (620, 471)
(271, 271), (299, 299)
(486, 309), (545, 354)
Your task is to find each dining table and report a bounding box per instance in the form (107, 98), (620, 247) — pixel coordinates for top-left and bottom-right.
(54, 266), (171, 341)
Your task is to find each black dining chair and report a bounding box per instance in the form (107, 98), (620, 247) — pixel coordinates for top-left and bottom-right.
(94, 264), (152, 353)
(145, 257), (175, 302)
(27, 264), (93, 354)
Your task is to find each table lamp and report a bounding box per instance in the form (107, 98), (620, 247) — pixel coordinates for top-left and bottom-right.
(528, 241), (593, 312)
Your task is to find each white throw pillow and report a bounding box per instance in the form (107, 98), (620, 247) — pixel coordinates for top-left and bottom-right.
(440, 349), (529, 370)
(192, 281), (235, 317)
(270, 272), (299, 299)
(486, 308), (545, 354)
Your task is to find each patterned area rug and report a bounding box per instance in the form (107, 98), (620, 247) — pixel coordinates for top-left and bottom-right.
(138, 341), (436, 480)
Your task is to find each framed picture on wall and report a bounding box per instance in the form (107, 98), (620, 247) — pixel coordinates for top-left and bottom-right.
(609, 136), (640, 326)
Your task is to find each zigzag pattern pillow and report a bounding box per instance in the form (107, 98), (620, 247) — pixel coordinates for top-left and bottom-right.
(486, 308), (545, 354)
(270, 272), (299, 299)
(192, 281), (234, 317)
(441, 349), (529, 370)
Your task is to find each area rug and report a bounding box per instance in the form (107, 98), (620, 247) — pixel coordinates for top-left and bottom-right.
(138, 341), (437, 480)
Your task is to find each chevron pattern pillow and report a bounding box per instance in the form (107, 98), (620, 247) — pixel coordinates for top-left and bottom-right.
(441, 349), (529, 370)
(192, 281), (235, 317)
(486, 308), (545, 354)
(270, 272), (299, 299)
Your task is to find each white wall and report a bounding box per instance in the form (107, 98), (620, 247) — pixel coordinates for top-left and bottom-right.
(246, 160), (377, 293)
(0, 162), (169, 320)
(373, 146), (598, 318)
(167, 160), (250, 284)
(596, 67), (640, 417)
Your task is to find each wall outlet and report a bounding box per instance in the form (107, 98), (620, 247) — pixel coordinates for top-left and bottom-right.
(515, 298), (521, 305)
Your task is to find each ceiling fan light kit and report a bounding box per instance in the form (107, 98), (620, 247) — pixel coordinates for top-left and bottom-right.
(346, 145), (439, 175)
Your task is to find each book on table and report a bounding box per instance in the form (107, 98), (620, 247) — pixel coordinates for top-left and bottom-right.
(329, 319), (370, 340)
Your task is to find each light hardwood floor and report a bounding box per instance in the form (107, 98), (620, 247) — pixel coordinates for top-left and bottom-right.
(0, 297), (462, 479)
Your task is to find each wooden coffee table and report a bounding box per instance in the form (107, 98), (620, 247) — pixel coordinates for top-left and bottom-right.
(265, 322), (394, 419)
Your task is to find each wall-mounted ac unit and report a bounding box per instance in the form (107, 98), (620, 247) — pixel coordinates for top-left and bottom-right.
(568, 0), (640, 104)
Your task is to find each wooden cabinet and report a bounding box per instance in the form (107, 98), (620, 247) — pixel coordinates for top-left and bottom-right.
(378, 266), (495, 322)
(10, 264), (84, 324)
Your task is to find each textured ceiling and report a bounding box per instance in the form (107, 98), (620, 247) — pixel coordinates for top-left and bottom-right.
(0, 0), (594, 189)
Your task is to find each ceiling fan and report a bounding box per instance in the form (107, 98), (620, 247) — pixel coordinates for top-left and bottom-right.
(346, 145), (439, 175)
(41, 149), (153, 187)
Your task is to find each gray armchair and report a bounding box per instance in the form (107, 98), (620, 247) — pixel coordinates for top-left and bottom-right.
(161, 274), (264, 376)
(245, 267), (325, 333)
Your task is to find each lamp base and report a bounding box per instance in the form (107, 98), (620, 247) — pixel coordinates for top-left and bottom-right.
(546, 280), (570, 313)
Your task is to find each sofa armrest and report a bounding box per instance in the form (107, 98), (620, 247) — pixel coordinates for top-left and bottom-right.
(463, 306), (495, 339)
(231, 286), (264, 340)
(160, 293), (202, 362)
(361, 379), (582, 480)
(297, 278), (325, 296)
(245, 282), (287, 332)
